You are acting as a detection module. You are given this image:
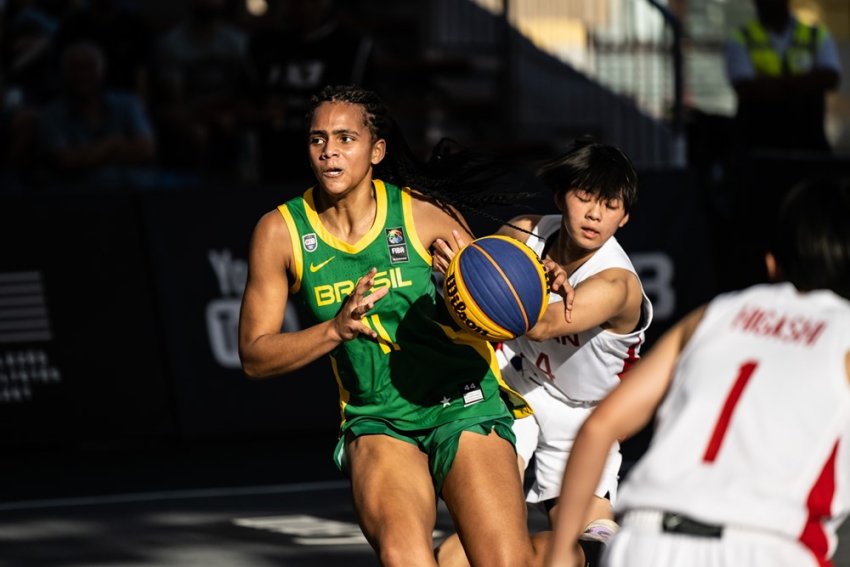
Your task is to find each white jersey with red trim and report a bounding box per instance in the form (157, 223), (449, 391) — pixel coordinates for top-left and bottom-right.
(503, 215), (652, 403)
(617, 283), (850, 564)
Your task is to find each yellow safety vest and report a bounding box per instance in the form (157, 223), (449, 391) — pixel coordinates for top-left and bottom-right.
(731, 19), (826, 77)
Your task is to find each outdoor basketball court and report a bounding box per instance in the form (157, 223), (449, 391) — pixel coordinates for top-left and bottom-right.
(0, 437), (847, 566)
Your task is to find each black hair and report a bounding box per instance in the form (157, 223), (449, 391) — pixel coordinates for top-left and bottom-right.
(537, 137), (638, 213)
(306, 85), (538, 226)
(771, 177), (850, 300)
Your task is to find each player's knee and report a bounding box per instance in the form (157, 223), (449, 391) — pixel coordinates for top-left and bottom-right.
(376, 531), (434, 567)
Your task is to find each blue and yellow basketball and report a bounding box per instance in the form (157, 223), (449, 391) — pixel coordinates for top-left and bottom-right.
(443, 235), (550, 341)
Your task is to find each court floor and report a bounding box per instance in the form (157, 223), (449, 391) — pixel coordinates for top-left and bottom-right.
(1, 437), (847, 566)
(0, 481), (467, 566)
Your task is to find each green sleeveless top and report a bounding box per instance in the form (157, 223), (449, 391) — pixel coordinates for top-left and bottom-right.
(278, 180), (529, 431)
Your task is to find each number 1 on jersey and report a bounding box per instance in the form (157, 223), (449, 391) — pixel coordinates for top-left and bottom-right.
(703, 360), (759, 463)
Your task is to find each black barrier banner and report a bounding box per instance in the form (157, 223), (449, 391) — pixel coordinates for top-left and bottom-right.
(614, 169), (717, 345)
(0, 193), (175, 447)
(138, 187), (342, 440)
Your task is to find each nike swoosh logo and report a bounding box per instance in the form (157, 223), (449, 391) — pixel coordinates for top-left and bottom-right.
(309, 256), (336, 272)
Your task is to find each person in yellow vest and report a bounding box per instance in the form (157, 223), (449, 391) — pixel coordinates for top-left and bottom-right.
(724, 0), (841, 152)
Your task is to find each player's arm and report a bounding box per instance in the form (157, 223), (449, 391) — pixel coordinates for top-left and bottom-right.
(526, 268), (642, 341)
(496, 215), (540, 241)
(544, 305), (706, 567)
(238, 210), (388, 378)
(430, 214), (537, 273)
(410, 191), (475, 252)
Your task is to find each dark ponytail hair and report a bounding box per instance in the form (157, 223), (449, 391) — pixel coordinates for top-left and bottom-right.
(771, 176), (850, 300)
(307, 85), (538, 226)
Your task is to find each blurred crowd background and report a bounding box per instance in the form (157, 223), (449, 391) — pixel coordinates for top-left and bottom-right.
(1, 0), (846, 193)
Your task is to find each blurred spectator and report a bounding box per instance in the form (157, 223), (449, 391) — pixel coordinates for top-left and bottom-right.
(247, 0), (375, 186)
(36, 40), (157, 190)
(724, 0), (842, 153)
(53, 0), (155, 102)
(0, 68), (39, 192)
(1, 0), (62, 191)
(1, 0), (60, 106)
(153, 0), (253, 185)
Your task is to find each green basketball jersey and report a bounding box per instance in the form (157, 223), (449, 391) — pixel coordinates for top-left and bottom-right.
(278, 180), (529, 432)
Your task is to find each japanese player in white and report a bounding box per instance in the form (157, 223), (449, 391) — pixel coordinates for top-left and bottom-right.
(546, 176), (850, 567)
(434, 139), (652, 567)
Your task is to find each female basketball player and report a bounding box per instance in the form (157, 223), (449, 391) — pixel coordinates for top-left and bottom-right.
(546, 177), (850, 567)
(238, 85), (561, 567)
(433, 139), (652, 567)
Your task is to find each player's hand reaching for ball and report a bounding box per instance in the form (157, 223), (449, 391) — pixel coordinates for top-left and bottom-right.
(433, 229), (468, 275)
(332, 268), (389, 342)
(542, 259), (574, 323)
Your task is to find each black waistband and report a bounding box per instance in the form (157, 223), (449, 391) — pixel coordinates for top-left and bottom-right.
(661, 512), (723, 538)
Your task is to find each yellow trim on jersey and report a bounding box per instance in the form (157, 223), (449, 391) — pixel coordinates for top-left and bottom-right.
(303, 181), (388, 254)
(368, 314), (400, 352)
(331, 355), (350, 428)
(400, 187), (432, 264)
(436, 322), (533, 419)
(277, 204), (303, 294)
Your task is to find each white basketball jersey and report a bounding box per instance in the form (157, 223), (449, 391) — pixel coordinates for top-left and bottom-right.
(503, 215), (653, 402)
(617, 283), (850, 563)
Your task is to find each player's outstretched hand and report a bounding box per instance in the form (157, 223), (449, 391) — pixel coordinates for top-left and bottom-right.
(333, 268), (389, 341)
(433, 229), (468, 275)
(543, 259), (574, 323)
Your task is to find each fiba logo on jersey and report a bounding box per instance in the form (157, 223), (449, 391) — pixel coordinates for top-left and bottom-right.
(385, 227), (408, 264)
(207, 249), (300, 368)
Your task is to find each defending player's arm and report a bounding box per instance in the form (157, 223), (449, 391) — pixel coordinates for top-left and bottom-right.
(526, 267), (642, 341)
(545, 305), (706, 567)
(499, 215), (643, 341)
(238, 211), (388, 378)
(496, 215), (641, 341)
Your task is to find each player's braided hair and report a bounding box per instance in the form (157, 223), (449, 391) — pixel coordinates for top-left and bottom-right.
(306, 85), (538, 232)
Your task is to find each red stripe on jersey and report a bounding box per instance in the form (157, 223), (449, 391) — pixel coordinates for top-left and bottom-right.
(617, 337), (642, 380)
(702, 361), (757, 462)
(799, 441), (838, 567)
